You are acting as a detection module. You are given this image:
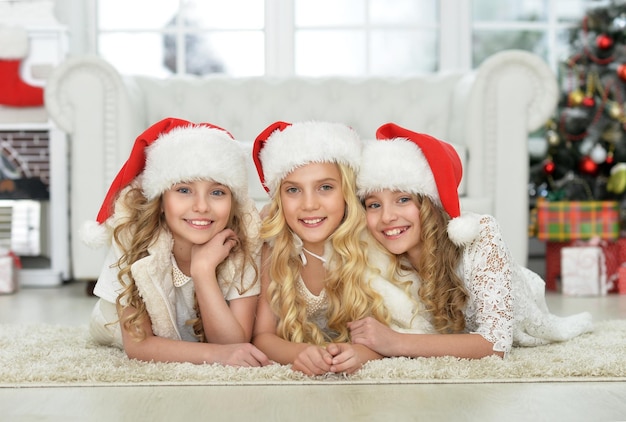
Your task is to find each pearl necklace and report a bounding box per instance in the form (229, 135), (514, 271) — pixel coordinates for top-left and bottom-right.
(300, 247), (327, 266)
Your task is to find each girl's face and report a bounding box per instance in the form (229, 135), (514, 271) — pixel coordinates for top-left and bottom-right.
(363, 190), (422, 260)
(162, 180), (233, 250)
(279, 162), (345, 252)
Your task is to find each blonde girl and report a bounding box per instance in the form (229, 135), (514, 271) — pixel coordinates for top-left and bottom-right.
(350, 122), (594, 359)
(87, 117), (270, 366)
(251, 121), (390, 375)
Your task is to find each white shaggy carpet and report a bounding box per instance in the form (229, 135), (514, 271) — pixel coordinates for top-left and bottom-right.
(1, 320), (625, 387)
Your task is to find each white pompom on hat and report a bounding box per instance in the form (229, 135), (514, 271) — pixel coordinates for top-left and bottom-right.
(357, 122), (480, 246)
(252, 121), (362, 196)
(81, 117), (248, 247)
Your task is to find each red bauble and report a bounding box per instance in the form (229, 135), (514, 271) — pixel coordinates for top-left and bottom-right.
(617, 63), (626, 81)
(579, 156), (598, 175)
(596, 34), (614, 50)
(606, 154), (615, 165)
(543, 160), (556, 174)
(582, 96), (595, 107)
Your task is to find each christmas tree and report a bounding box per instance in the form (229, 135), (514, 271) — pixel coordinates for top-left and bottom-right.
(530, 1), (626, 204)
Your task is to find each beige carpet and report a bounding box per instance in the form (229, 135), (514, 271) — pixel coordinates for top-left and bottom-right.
(1, 320), (625, 387)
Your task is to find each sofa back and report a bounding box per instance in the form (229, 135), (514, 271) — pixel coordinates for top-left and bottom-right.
(129, 74), (465, 142)
(123, 74), (469, 208)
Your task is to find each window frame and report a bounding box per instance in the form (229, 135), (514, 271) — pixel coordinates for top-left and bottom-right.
(87, 0), (585, 76)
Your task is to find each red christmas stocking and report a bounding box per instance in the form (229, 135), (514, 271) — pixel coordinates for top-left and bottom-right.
(0, 25), (44, 107)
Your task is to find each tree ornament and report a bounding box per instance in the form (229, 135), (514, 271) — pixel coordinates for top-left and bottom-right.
(607, 100), (623, 119)
(596, 34), (614, 50)
(560, 107), (592, 138)
(546, 129), (560, 146)
(617, 63), (626, 81)
(590, 143), (608, 163)
(543, 159), (556, 175)
(582, 72), (597, 108)
(610, 13), (626, 33)
(582, 96), (596, 107)
(606, 145), (615, 165)
(607, 150), (615, 165)
(579, 156), (598, 175)
(568, 89), (585, 106)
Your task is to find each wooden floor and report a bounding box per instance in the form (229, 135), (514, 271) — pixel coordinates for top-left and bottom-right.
(1, 281), (626, 422)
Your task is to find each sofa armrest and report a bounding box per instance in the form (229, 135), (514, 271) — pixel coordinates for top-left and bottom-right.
(450, 50), (558, 265)
(45, 56), (146, 280)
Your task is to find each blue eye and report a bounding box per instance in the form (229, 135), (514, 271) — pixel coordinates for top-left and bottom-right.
(285, 186), (299, 194)
(366, 202), (380, 209)
(398, 196), (411, 204)
(320, 184), (333, 191)
(211, 189), (225, 196)
(176, 187), (191, 194)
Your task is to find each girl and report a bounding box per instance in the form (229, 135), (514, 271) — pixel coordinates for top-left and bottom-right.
(350, 122), (594, 359)
(86, 117), (270, 367)
(251, 121), (391, 376)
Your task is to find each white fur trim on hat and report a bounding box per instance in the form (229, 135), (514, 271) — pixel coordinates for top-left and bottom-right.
(0, 25), (29, 59)
(79, 219), (112, 249)
(142, 125), (248, 202)
(357, 139), (439, 204)
(260, 121), (361, 195)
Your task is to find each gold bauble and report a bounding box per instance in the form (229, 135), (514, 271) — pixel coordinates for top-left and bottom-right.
(568, 89), (585, 106)
(607, 101), (623, 119)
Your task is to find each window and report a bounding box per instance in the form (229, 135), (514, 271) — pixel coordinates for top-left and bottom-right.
(94, 0), (593, 77)
(472, 0), (590, 70)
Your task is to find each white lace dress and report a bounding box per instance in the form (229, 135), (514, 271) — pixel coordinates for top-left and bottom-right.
(460, 214), (594, 356)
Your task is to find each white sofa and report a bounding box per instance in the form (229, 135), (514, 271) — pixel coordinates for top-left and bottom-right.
(45, 50), (557, 281)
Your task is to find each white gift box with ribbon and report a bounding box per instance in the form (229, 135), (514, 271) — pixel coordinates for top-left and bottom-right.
(561, 246), (609, 296)
(0, 247), (20, 294)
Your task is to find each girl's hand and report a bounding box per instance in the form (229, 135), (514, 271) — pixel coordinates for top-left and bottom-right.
(325, 343), (369, 374)
(348, 317), (400, 357)
(213, 343), (272, 367)
(190, 228), (239, 276)
(291, 345), (333, 376)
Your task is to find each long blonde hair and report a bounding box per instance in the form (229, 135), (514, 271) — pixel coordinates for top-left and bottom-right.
(261, 163), (390, 344)
(383, 194), (468, 333)
(113, 184), (258, 342)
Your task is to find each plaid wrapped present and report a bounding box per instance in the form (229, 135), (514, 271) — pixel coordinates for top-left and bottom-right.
(536, 199), (620, 242)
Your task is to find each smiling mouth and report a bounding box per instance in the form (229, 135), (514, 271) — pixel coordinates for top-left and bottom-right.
(301, 217), (324, 225)
(187, 219), (212, 226)
(383, 227), (407, 236)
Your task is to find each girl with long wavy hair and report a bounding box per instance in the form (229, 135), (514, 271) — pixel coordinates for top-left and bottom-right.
(251, 121), (393, 376)
(350, 122), (594, 359)
(86, 117), (270, 366)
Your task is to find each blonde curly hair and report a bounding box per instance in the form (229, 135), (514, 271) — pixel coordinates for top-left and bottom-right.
(112, 184), (258, 342)
(261, 163), (390, 344)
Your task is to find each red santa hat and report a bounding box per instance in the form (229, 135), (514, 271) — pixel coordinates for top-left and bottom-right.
(252, 121), (362, 196)
(81, 117), (248, 247)
(357, 122), (480, 246)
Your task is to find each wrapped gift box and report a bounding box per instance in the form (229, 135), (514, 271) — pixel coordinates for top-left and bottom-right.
(618, 266), (626, 295)
(0, 249), (19, 294)
(546, 238), (626, 292)
(561, 246), (609, 296)
(536, 199), (620, 242)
